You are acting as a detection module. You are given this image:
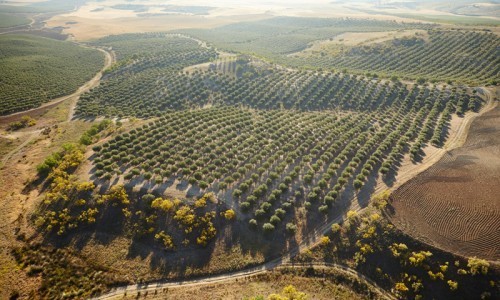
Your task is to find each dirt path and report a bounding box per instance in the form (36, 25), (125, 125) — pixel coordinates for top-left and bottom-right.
(0, 131), (41, 168)
(66, 47), (114, 122)
(94, 262), (395, 300)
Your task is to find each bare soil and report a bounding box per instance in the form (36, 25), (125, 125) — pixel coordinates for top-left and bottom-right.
(389, 101), (500, 260)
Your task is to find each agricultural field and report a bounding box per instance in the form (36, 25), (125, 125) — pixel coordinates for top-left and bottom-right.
(73, 33), (482, 243)
(180, 17), (436, 57)
(181, 18), (498, 85)
(390, 103), (500, 260)
(88, 85), (473, 228)
(287, 30), (500, 85)
(0, 2), (499, 300)
(0, 34), (104, 115)
(0, 13), (30, 28)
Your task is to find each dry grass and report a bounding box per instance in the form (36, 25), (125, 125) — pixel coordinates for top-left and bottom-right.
(0, 97), (96, 298)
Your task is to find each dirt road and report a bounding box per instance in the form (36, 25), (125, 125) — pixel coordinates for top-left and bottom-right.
(94, 262), (395, 300)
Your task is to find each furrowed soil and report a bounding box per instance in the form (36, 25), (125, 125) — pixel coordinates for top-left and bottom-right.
(390, 101), (500, 260)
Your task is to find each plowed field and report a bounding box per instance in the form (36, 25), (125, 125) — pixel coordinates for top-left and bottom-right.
(390, 102), (500, 260)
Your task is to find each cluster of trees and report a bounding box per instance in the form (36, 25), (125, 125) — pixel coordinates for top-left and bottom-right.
(7, 115), (36, 131)
(34, 128), (225, 250)
(285, 30), (499, 85)
(0, 34), (104, 115)
(37, 120), (111, 177)
(34, 143), (96, 235)
(35, 142), (225, 249)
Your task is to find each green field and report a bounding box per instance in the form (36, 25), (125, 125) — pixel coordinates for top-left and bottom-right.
(0, 0), (80, 13)
(0, 13), (30, 28)
(0, 34), (104, 115)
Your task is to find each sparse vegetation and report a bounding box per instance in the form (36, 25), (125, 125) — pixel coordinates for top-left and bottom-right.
(7, 116), (36, 131)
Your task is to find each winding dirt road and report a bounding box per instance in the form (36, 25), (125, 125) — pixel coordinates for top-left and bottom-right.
(94, 262), (396, 300)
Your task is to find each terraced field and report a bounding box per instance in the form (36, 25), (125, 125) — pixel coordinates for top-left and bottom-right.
(390, 102), (500, 260)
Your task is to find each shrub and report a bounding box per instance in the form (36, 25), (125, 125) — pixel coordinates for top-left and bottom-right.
(198, 180), (209, 189)
(447, 280), (458, 291)
(331, 223), (341, 233)
(233, 189), (243, 198)
(353, 179), (363, 189)
(222, 209), (236, 220)
(270, 215), (281, 225)
(324, 196), (335, 206)
(240, 202), (251, 212)
(286, 223), (297, 234)
(249, 219), (258, 228)
(262, 223), (275, 232)
(467, 257), (489, 275)
(318, 205), (329, 214)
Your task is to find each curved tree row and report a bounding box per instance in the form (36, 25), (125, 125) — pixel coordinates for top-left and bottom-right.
(0, 34), (105, 115)
(285, 30), (499, 85)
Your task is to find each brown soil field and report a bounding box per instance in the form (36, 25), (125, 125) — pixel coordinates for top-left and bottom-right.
(46, 14), (272, 41)
(389, 101), (500, 260)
